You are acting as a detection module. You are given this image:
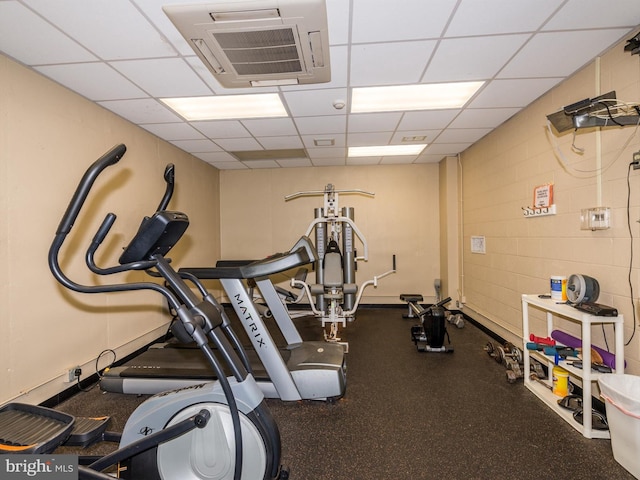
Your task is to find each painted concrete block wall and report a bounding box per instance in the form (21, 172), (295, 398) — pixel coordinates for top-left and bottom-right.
(460, 36), (640, 374)
(0, 55), (221, 404)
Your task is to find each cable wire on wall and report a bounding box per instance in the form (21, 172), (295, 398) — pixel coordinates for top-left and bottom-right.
(626, 161), (638, 345)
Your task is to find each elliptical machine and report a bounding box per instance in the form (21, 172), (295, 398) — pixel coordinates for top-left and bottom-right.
(0, 144), (287, 479)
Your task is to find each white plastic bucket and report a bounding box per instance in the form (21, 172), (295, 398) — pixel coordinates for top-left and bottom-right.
(599, 374), (640, 478)
(550, 275), (567, 301)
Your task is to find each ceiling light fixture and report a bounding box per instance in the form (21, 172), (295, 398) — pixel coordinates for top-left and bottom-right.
(351, 81), (484, 113)
(348, 144), (427, 157)
(160, 93), (288, 120)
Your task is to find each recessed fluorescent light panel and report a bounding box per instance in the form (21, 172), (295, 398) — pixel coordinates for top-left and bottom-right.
(160, 93), (288, 120)
(351, 81), (484, 113)
(348, 144), (427, 157)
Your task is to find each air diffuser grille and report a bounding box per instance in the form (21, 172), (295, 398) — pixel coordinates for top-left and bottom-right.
(163, 0), (330, 88)
(213, 29), (303, 75)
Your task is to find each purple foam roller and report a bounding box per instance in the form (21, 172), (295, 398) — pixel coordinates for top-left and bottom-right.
(551, 330), (625, 370)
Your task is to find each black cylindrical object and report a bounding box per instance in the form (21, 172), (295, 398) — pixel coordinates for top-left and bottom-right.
(424, 306), (446, 348)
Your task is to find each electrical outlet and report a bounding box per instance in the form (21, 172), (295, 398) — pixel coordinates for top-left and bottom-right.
(67, 366), (81, 383)
(633, 150), (640, 170)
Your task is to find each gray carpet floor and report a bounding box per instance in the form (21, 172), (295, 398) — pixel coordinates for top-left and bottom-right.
(55, 308), (634, 479)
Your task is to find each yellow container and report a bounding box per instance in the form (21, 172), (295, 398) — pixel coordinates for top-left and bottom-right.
(552, 365), (569, 397)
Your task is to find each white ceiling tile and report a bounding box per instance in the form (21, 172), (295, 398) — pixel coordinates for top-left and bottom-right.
(140, 123), (205, 141)
(22, 0), (176, 60)
(351, 0), (457, 43)
(449, 108), (521, 128)
(326, 0), (350, 45)
(446, 0), (563, 36)
(306, 147), (346, 159)
(310, 158), (345, 167)
(131, 0), (200, 56)
(277, 158), (313, 168)
(0, 2), (96, 64)
(350, 42), (436, 86)
(543, 0), (640, 30)
(301, 135), (346, 148)
(423, 35), (530, 83)
(283, 89), (348, 117)
(389, 130), (442, 145)
(110, 58), (212, 97)
(348, 113), (403, 133)
(257, 136), (305, 150)
(346, 132), (393, 146)
(295, 116), (347, 135)
(35, 63), (146, 101)
(192, 121), (251, 139)
(170, 139), (221, 153)
(194, 152), (238, 163)
(391, 130), (442, 144)
(97, 98), (182, 123)
(424, 143), (472, 155)
(468, 78), (560, 108)
(380, 156), (418, 165)
(242, 118), (298, 137)
(215, 138), (264, 151)
(206, 161), (248, 170)
(499, 29), (633, 78)
(435, 129), (492, 144)
(397, 110), (460, 130)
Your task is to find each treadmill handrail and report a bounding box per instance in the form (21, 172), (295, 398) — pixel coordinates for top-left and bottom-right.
(180, 236), (316, 280)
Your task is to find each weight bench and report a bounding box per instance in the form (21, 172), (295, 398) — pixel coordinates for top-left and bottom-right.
(399, 294), (423, 318)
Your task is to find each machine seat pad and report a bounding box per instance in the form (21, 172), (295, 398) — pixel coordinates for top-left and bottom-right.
(400, 294), (423, 302)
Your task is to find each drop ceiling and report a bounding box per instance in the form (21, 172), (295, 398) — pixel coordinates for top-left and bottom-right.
(1, 0), (639, 169)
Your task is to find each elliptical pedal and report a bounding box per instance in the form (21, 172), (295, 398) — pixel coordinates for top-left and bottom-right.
(65, 416), (112, 447)
(0, 403), (74, 454)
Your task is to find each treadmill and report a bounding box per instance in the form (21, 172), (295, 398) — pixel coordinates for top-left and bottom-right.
(101, 236), (347, 402)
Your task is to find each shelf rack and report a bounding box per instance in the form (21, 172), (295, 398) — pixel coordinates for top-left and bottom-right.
(521, 294), (624, 439)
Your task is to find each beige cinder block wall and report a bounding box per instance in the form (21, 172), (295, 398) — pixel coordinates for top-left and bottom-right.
(218, 164), (440, 305)
(460, 35), (640, 374)
(0, 55), (221, 405)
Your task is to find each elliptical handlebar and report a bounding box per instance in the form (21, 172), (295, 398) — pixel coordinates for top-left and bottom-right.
(156, 163), (175, 212)
(55, 144), (126, 235)
(47, 144), (181, 310)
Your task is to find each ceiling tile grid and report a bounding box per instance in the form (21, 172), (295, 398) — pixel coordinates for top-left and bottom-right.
(0, 0), (639, 169)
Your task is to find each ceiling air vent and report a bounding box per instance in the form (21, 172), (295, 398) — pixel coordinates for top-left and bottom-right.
(163, 0), (331, 88)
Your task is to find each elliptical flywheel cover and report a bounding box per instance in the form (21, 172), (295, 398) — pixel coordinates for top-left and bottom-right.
(566, 274), (599, 304)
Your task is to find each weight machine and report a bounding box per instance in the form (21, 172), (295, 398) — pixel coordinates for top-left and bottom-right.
(285, 184), (395, 343)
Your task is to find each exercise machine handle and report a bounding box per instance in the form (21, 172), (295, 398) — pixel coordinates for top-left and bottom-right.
(47, 144), (180, 309)
(56, 144), (126, 235)
(85, 213), (158, 275)
(434, 297), (452, 308)
(155, 163), (175, 212)
(284, 188), (375, 201)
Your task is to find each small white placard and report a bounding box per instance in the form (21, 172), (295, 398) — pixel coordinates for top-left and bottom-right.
(471, 236), (486, 254)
